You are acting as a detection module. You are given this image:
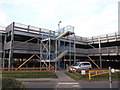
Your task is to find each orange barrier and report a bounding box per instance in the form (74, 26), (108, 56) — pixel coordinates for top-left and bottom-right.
(0, 67), (54, 71)
(1, 67), (55, 77)
(88, 70), (109, 80)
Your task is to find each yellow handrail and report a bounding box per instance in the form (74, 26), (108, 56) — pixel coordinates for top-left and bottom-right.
(17, 54), (49, 70)
(88, 70), (109, 80)
(54, 50), (68, 62)
(17, 54), (35, 70)
(35, 54), (48, 67)
(87, 56), (100, 69)
(56, 31), (68, 39)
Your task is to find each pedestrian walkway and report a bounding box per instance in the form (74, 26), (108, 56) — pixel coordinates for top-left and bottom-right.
(16, 78), (57, 82)
(55, 70), (75, 82)
(55, 71), (79, 88)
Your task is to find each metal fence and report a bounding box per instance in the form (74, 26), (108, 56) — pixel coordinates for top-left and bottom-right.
(1, 67), (55, 78)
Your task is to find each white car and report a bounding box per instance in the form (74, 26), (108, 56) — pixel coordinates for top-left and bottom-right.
(68, 62), (92, 72)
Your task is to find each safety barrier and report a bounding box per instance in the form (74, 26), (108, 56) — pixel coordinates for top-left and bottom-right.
(1, 67), (55, 78)
(67, 66), (111, 81)
(88, 70), (109, 80)
(0, 67), (54, 71)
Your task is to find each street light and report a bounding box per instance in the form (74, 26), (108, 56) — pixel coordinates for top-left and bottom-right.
(58, 21), (61, 30)
(55, 21), (62, 72)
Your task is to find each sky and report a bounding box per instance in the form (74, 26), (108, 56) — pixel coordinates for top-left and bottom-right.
(0, 0), (119, 37)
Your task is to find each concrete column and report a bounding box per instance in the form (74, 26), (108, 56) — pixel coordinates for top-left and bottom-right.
(8, 22), (14, 68)
(99, 37), (102, 68)
(3, 32), (7, 68)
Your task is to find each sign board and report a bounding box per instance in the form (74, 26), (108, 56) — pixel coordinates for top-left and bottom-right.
(111, 69), (115, 73)
(81, 70), (86, 75)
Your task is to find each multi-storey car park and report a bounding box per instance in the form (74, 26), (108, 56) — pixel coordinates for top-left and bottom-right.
(0, 22), (120, 69)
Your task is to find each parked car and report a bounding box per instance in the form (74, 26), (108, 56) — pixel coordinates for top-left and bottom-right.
(67, 61), (92, 72)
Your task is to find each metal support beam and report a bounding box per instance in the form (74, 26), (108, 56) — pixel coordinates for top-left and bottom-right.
(2, 51), (5, 68)
(74, 34), (76, 64)
(8, 22), (14, 68)
(99, 37), (102, 68)
(87, 56), (100, 69)
(3, 32), (6, 68)
(49, 37), (51, 68)
(58, 39), (60, 68)
(55, 39), (57, 72)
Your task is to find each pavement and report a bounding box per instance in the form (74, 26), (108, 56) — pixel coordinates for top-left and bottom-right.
(55, 70), (75, 82)
(16, 78), (57, 82)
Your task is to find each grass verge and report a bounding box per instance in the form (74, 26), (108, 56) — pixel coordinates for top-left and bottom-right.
(2, 72), (57, 78)
(65, 72), (120, 81)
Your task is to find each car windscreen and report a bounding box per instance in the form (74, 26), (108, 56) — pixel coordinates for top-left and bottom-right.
(83, 63), (90, 65)
(72, 63), (79, 66)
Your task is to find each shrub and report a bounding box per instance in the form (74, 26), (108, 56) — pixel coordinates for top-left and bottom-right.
(2, 77), (26, 90)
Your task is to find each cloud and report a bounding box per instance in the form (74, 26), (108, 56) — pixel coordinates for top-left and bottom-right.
(0, 12), (7, 25)
(0, 0), (119, 37)
(61, 0), (118, 37)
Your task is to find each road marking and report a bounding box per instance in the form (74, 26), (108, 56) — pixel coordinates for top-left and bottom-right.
(58, 82), (79, 85)
(73, 85), (79, 87)
(56, 82), (80, 88)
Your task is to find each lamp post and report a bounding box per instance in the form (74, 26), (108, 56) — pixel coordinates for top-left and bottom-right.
(55, 21), (62, 72)
(99, 36), (102, 68)
(58, 21), (61, 30)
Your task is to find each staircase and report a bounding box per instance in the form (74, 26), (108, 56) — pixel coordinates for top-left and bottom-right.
(54, 50), (68, 62)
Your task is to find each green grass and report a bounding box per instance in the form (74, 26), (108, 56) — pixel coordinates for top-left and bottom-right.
(91, 72), (120, 81)
(2, 72), (57, 78)
(65, 72), (120, 81)
(65, 72), (87, 80)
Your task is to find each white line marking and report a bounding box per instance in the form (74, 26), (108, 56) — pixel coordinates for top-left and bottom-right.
(73, 85), (79, 87)
(58, 82), (79, 85)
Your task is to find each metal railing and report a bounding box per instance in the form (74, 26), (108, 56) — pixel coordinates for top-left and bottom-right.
(65, 32), (120, 43)
(76, 46), (120, 55)
(87, 32), (120, 43)
(12, 41), (55, 51)
(13, 22), (55, 35)
(67, 66), (110, 81)
(1, 67), (55, 78)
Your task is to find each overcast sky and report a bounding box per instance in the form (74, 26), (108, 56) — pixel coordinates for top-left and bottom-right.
(0, 0), (119, 37)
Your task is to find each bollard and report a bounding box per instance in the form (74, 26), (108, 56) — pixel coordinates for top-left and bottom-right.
(88, 71), (91, 82)
(109, 67), (112, 88)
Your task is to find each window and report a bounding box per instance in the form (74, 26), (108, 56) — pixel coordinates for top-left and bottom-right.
(72, 63), (79, 66)
(83, 63), (90, 65)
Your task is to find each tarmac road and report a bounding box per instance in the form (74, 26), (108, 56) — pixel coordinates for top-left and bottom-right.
(22, 81), (119, 89)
